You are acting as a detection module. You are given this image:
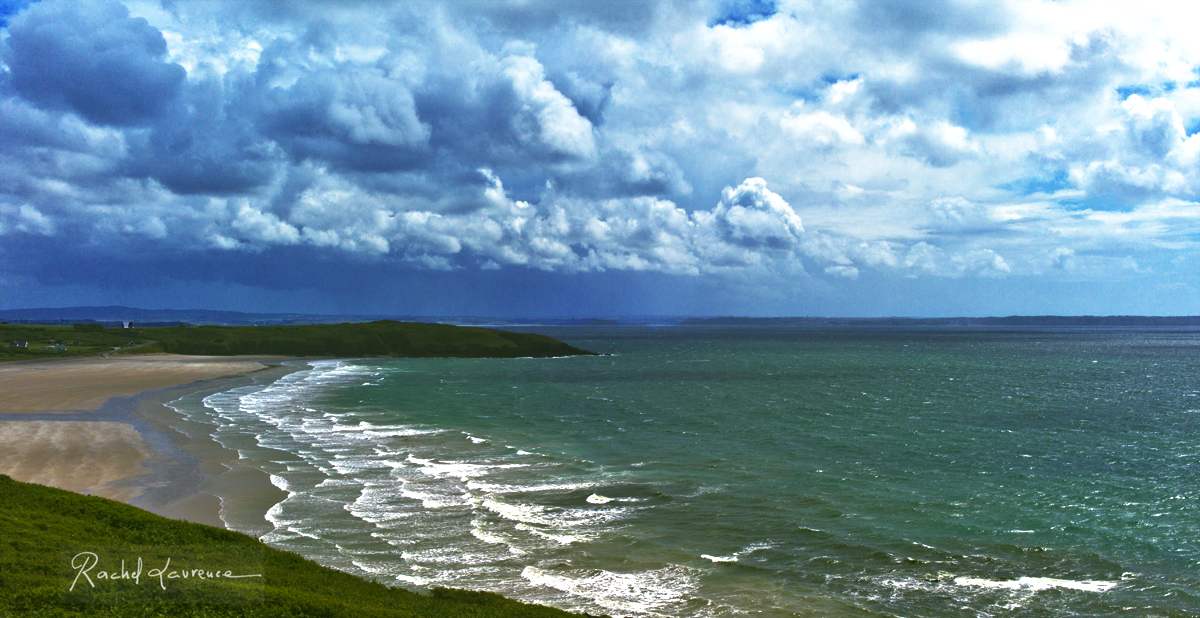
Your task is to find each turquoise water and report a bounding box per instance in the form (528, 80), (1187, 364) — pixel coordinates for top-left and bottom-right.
(170, 327), (1200, 616)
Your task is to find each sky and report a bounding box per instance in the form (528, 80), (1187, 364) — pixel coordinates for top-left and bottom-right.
(1, 0), (1199, 317)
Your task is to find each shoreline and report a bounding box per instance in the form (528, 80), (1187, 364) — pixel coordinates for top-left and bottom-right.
(0, 354), (306, 531)
(126, 362), (301, 531)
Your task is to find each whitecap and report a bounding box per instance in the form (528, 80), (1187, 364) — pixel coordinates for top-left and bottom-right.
(471, 526), (517, 550)
(479, 497), (628, 528)
(269, 473), (291, 492)
(398, 486), (469, 509)
(700, 542), (774, 563)
(407, 455), (528, 481)
(465, 480), (598, 494)
(515, 523), (587, 545)
(479, 497), (559, 527)
(401, 548), (500, 567)
(954, 576), (1118, 592)
(393, 573), (430, 587)
(521, 565), (697, 615)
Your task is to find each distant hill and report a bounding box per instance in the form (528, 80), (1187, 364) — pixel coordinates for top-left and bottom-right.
(8, 307), (1199, 329)
(0, 306), (636, 327)
(679, 316), (1200, 327)
(0, 306), (395, 326)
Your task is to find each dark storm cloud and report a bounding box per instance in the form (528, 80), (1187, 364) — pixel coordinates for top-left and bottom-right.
(857, 25), (1128, 134)
(455, 0), (665, 35)
(854, 0), (1007, 43)
(548, 71), (613, 127)
(3, 0), (185, 126)
(254, 36), (431, 172)
(124, 77), (283, 195)
(537, 138), (691, 200)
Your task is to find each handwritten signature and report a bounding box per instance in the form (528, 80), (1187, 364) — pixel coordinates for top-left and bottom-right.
(70, 552), (262, 592)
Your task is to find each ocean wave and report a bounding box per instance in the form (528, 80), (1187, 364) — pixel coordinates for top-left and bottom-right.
(521, 565), (699, 615)
(701, 542), (776, 563)
(465, 480), (599, 494)
(954, 576), (1118, 592)
(397, 485), (470, 509)
(479, 496), (628, 529)
(400, 548), (505, 567)
(514, 523), (589, 545)
(407, 455), (529, 481)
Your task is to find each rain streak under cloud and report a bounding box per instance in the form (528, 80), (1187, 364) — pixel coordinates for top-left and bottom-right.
(2, 0), (1200, 315)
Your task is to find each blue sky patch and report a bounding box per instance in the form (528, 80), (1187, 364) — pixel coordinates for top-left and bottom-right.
(1117, 82), (1179, 100)
(1116, 85), (1153, 100)
(1061, 194), (1132, 212)
(1002, 169), (1070, 196)
(0, 0), (34, 28)
(710, 0), (777, 27)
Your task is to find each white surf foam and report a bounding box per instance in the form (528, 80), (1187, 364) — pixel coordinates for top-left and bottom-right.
(407, 455), (528, 481)
(398, 485), (470, 509)
(521, 565), (698, 615)
(514, 523), (588, 545)
(269, 473), (290, 492)
(479, 496), (628, 528)
(181, 358), (676, 616)
(701, 542), (775, 563)
(393, 573), (430, 587)
(954, 576), (1118, 592)
(363, 427), (443, 438)
(465, 480), (599, 494)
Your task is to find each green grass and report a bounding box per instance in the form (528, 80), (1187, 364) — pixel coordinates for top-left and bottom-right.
(0, 322), (594, 362)
(0, 475), (593, 618)
(0, 325), (150, 360)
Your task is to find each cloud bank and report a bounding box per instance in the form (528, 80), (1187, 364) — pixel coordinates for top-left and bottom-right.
(3, 0), (1200, 314)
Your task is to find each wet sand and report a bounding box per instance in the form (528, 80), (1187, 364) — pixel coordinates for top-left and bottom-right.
(0, 420), (153, 503)
(0, 354), (297, 529)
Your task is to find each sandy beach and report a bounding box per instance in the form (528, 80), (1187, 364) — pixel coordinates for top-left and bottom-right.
(0, 354), (294, 528)
(0, 354), (270, 413)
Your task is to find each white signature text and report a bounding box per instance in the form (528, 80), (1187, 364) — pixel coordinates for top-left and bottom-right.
(69, 552), (263, 591)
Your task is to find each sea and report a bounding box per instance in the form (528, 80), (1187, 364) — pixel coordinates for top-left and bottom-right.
(166, 326), (1200, 617)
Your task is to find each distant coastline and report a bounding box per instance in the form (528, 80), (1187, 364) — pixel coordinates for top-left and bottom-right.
(678, 315), (1200, 327)
(4, 305), (1200, 329)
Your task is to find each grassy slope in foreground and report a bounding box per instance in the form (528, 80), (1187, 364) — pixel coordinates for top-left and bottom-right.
(0, 475), (589, 618)
(0, 321), (596, 361)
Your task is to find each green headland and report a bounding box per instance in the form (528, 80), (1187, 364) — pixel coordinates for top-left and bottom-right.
(0, 321), (595, 362)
